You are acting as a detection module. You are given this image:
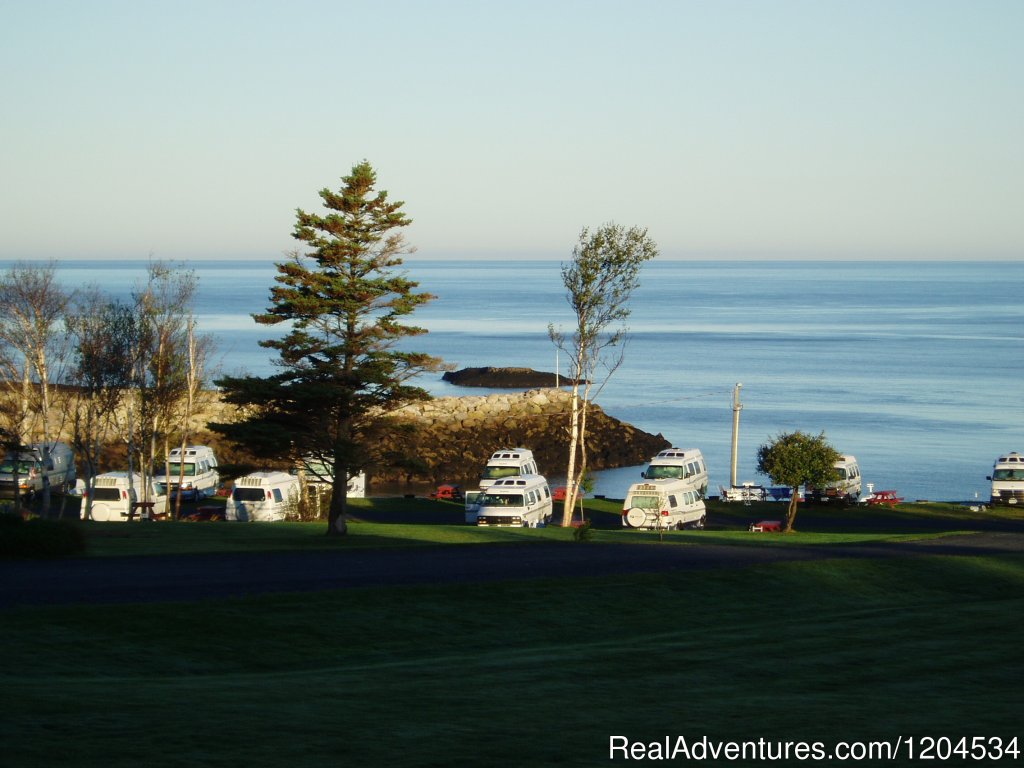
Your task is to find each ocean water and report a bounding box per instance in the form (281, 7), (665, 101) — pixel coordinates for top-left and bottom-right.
(12, 258), (1023, 502)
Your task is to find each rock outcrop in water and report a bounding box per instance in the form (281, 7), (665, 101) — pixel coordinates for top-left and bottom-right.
(442, 366), (585, 388)
(373, 388), (668, 484)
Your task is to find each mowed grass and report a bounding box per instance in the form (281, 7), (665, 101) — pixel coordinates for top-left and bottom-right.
(71, 495), (1019, 557)
(5, 497), (1023, 766)
(4, 552), (1024, 767)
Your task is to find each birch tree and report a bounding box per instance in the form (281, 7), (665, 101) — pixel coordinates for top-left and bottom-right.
(0, 261), (73, 517)
(549, 224), (657, 527)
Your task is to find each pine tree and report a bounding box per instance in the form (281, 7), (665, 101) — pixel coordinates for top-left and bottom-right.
(213, 161), (442, 535)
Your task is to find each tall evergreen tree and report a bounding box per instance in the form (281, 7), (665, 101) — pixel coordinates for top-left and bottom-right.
(212, 161), (441, 535)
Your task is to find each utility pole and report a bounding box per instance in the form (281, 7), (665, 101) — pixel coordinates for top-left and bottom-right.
(730, 383), (743, 488)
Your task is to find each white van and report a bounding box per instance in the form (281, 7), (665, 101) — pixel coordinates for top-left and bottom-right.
(228, 471), (300, 522)
(154, 445), (220, 501)
(622, 478), (707, 530)
(641, 448), (708, 497)
(86, 471), (169, 522)
(806, 455), (861, 502)
(479, 448), (539, 491)
(0, 442), (76, 500)
(475, 475), (553, 528)
(988, 452), (1024, 506)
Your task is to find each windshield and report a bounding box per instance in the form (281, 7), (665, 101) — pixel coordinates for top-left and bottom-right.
(627, 494), (660, 509)
(645, 465), (683, 479)
(166, 462), (196, 477)
(482, 466), (520, 480)
(993, 469), (1024, 481)
(478, 492), (524, 507)
(0, 460), (34, 475)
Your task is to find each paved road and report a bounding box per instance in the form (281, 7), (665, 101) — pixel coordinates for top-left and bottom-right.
(2, 532), (1022, 609)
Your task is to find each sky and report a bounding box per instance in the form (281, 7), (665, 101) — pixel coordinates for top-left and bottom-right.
(1, 0), (1022, 261)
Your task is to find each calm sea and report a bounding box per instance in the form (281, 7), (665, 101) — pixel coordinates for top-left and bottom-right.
(12, 258), (1024, 502)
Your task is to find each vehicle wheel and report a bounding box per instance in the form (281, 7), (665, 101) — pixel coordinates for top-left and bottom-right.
(696, 514), (707, 530)
(675, 521), (685, 531)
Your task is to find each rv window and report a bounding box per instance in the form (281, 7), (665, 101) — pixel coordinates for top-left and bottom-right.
(645, 466), (683, 480)
(0, 460), (34, 475)
(233, 487), (266, 502)
(480, 492), (524, 507)
(91, 488), (122, 502)
(168, 462), (197, 477)
(273, 488), (284, 503)
(628, 495), (659, 509)
(482, 467), (520, 480)
(993, 469), (1024, 480)
(667, 495), (678, 508)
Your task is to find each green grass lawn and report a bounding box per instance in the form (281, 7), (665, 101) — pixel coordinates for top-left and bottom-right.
(4, 497), (1023, 766)
(4, 553), (1023, 767)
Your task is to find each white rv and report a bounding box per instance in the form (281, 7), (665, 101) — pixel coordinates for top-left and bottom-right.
(806, 455), (861, 502)
(464, 489), (484, 524)
(475, 475), (553, 528)
(228, 471), (300, 522)
(0, 442), (76, 500)
(86, 471), (169, 522)
(641, 448), (708, 497)
(988, 452), (1024, 506)
(622, 478), (707, 530)
(295, 457), (366, 498)
(479, 448), (539, 490)
(154, 445), (220, 501)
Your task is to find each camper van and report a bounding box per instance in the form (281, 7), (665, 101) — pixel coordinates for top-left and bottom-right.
(641, 448), (708, 497)
(806, 455), (861, 502)
(0, 442), (76, 500)
(988, 452), (1024, 506)
(621, 478), (707, 530)
(154, 445), (219, 501)
(475, 475), (553, 528)
(464, 489), (484, 524)
(295, 457), (366, 498)
(479, 448), (539, 490)
(228, 471), (300, 522)
(86, 471), (169, 521)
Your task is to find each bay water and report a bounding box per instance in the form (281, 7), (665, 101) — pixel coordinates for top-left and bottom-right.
(18, 258), (1024, 503)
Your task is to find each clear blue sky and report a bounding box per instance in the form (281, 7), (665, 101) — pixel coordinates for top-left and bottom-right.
(2, 0), (1021, 260)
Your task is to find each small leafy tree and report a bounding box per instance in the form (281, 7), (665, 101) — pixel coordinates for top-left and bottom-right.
(549, 224), (657, 527)
(212, 161), (443, 536)
(756, 431), (841, 532)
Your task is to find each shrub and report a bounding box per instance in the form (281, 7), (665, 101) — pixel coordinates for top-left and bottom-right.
(0, 513), (87, 559)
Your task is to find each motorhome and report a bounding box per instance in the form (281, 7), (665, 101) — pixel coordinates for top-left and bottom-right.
(988, 452), (1024, 506)
(464, 489), (484, 524)
(295, 457), (366, 498)
(0, 442), (76, 500)
(621, 478), (707, 530)
(86, 471), (169, 521)
(805, 455), (861, 502)
(640, 448), (708, 497)
(479, 448), (539, 491)
(475, 475), (553, 528)
(228, 471), (300, 522)
(153, 445), (220, 501)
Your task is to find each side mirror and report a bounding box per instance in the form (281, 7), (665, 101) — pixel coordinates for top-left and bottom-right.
(986, 476), (992, 481)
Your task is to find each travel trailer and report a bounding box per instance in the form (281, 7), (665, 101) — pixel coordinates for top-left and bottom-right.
(228, 471), (300, 522)
(805, 455), (861, 502)
(621, 478), (707, 530)
(0, 442), (76, 500)
(475, 475), (553, 528)
(641, 448), (708, 497)
(86, 471), (169, 521)
(988, 452), (1024, 506)
(153, 445), (220, 501)
(479, 448), (539, 490)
